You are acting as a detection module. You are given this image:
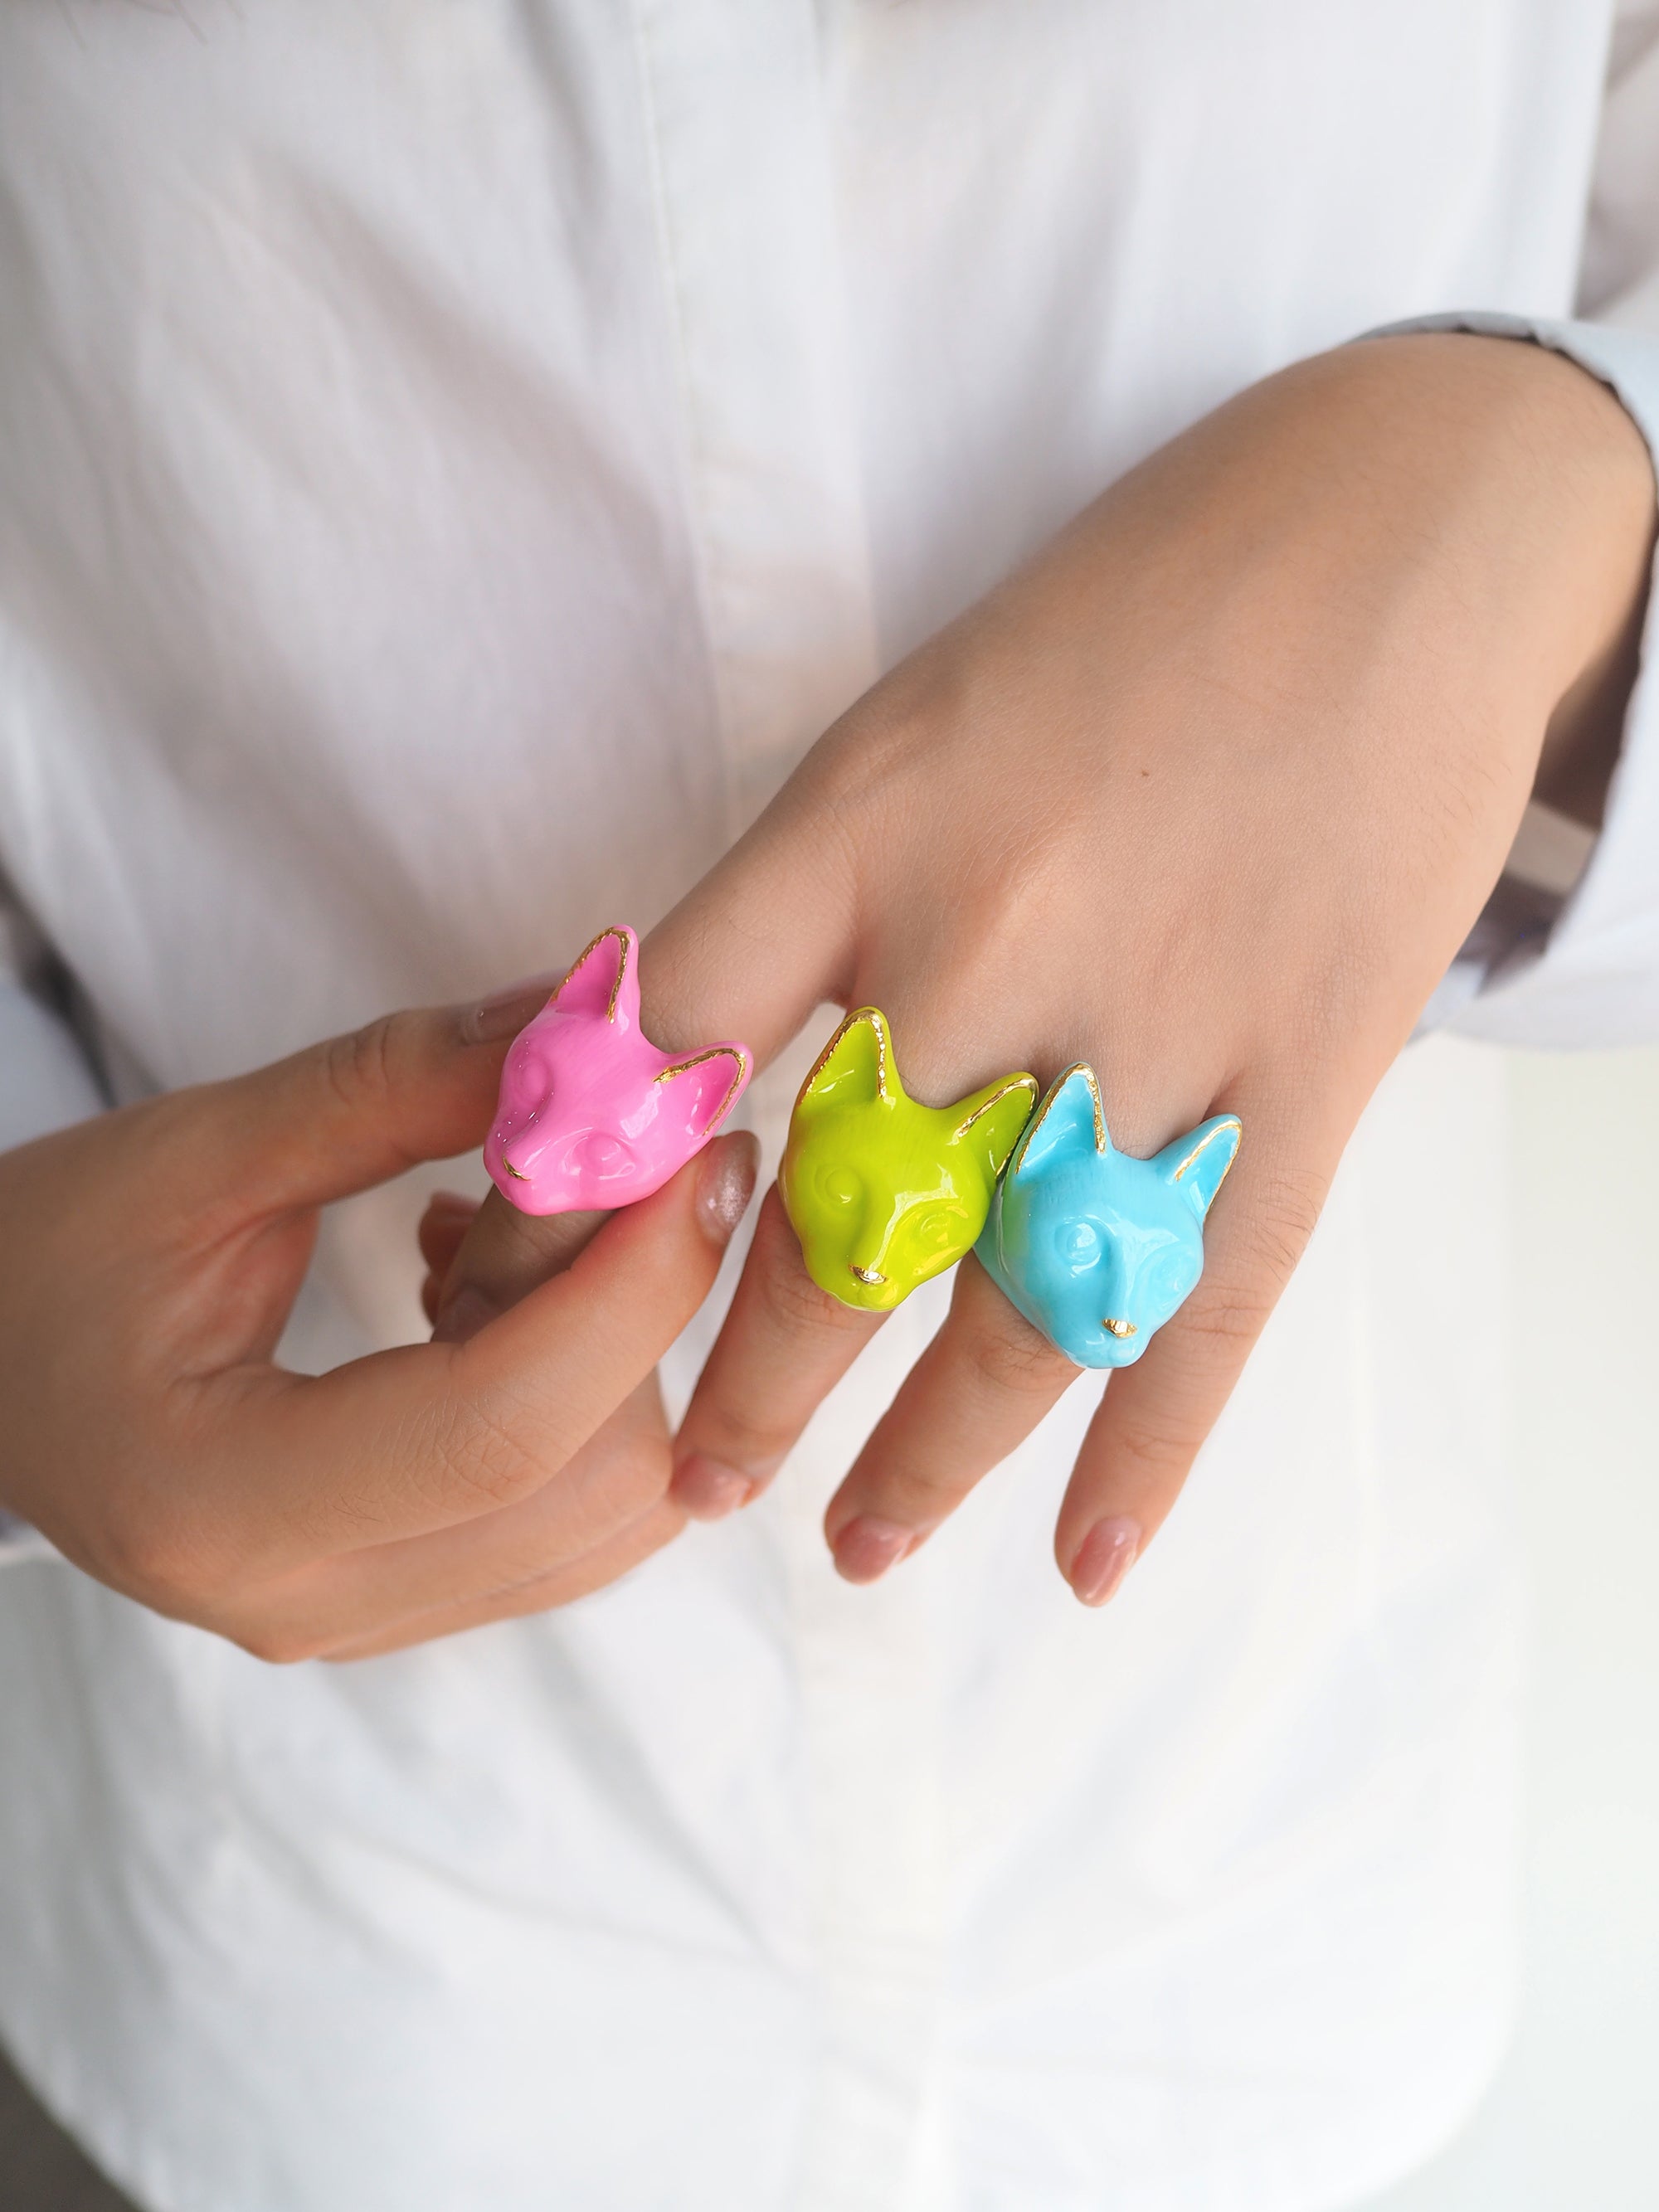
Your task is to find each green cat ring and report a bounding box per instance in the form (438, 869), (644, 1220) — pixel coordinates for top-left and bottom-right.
(779, 1008), (1038, 1313)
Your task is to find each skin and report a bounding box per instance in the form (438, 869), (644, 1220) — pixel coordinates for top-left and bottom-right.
(439, 333), (1656, 1607)
(0, 989), (757, 1660)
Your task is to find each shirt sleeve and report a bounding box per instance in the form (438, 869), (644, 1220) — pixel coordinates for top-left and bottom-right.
(0, 895), (103, 1564)
(1370, 5), (1659, 1049)
(0, 884), (104, 1146)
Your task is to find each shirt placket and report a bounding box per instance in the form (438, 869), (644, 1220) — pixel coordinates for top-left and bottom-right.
(629, 3), (945, 2203)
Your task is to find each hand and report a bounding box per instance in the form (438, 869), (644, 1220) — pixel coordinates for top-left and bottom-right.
(440, 333), (1653, 1603)
(0, 992), (757, 1660)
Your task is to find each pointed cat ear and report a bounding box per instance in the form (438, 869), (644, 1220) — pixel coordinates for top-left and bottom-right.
(1158, 1115), (1242, 1219)
(655, 1047), (750, 1140)
(951, 1071), (1039, 1183)
(555, 926), (638, 1022)
(798, 1008), (891, 1112)
(1011, 1064), (1107, 1178)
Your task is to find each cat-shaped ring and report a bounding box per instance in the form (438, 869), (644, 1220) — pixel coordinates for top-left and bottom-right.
(975, 1063), (1241, 1368)
(781, 1007), (1038, 1312)
(484, 926), (752, 1215)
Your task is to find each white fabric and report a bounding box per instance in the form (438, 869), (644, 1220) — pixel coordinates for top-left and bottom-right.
(2, 7), (1658, 2209)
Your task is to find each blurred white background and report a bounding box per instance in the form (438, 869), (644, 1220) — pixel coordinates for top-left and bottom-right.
(1362, 1048), (1659, 2211)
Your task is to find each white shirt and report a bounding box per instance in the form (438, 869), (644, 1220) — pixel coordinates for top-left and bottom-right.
(3, 7), (1659, 2209)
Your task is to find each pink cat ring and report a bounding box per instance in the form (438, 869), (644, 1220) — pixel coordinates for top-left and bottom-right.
(484, 926), (752, 1216)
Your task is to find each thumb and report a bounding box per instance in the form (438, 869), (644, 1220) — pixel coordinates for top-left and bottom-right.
(209, 982), (558, 1216)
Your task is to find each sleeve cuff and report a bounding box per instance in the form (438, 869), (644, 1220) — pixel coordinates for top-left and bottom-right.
(1370, 310), (1659, 1049)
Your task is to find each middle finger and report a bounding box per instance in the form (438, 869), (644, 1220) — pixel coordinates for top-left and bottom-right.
(820, 1252), (1080, 1580)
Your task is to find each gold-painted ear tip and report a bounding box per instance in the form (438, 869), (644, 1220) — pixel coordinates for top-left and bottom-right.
(952, 1070), (1040, 1156)
(800, 1004), (895, 1105)
(1006, 1060), (1107, 1164)
(654, 1043), (751, 1127)
(557, 923), (636, 1021)
(1170, 1116), (1244, 1194)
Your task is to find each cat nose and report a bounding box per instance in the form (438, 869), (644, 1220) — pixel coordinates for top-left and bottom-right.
(850, 1263), (887, 1286)
(1101, 1317), (1137, 1339)
(497, 1121), (552, 1181)
(499, 1126), (542, 1167)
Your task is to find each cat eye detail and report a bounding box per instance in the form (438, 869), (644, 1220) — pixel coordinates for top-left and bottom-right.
(850, 1264), (887, 1286)
(1102, 1317), (1137, 1339)
(1058, 1220), (1101, 1266)
(572, 1131), (629, 1176)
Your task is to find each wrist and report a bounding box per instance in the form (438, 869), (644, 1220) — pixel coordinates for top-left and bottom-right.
(1359, 333), (1655, 793)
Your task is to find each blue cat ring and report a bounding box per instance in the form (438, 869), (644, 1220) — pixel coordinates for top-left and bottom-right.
(974, 1063), (1241, 1369)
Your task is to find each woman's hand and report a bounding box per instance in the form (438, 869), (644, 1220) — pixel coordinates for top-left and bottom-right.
(440, 333), (1654, 1603)
(0, 994), (757, 1660)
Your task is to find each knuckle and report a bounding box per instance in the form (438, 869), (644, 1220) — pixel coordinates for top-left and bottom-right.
(961, 1309), (1078, 1399)
(1101, 1412), (1202, 1489)
(431, 1390), (551, 1513)
(1171, 1167), (1330, 1361)
(319, 1009), (426, 1123)
(321, 1017), (394, 1114)
(1177, 1283), (1272, 1358)
(757, 1231), (870, 1339)
(1247, 1165), (1329, 1286)
(698, 1394), (791, 1468)
(872, 1464), (973, 1524)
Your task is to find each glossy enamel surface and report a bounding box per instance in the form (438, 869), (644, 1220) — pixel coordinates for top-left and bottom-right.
(976, 1064), (1240, 1368)
(781, 1008), (1036, 1312)
(485, 926), (751, 1215)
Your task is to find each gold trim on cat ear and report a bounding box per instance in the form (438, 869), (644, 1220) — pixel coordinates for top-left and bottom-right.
(800, 1005), (893, 1105)
(557, 926), (633, 1022)
(954, 1071), (1039, 1148)
(1010, 1062), (1107, 1174)
(1169, 1116), (1243, 1213)
(653, 1044), (751, 1129)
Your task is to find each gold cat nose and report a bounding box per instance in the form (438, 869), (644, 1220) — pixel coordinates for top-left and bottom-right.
(1102, 1317), (1137, 1339)
(851, 1264), (887, 1286)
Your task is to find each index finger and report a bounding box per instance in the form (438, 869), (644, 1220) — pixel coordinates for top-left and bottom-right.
(431, 1188), (607, 1344)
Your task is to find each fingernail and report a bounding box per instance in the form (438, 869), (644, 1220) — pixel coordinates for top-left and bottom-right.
(431, 1283), (500, 1344)
(1070, 1515), (1141, 1607)
(697, 1133), (760, 1245)
(832, 1515), (920, 1585)
(461, 972), (562, 1046)
(672, 1453), (757, 1521)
